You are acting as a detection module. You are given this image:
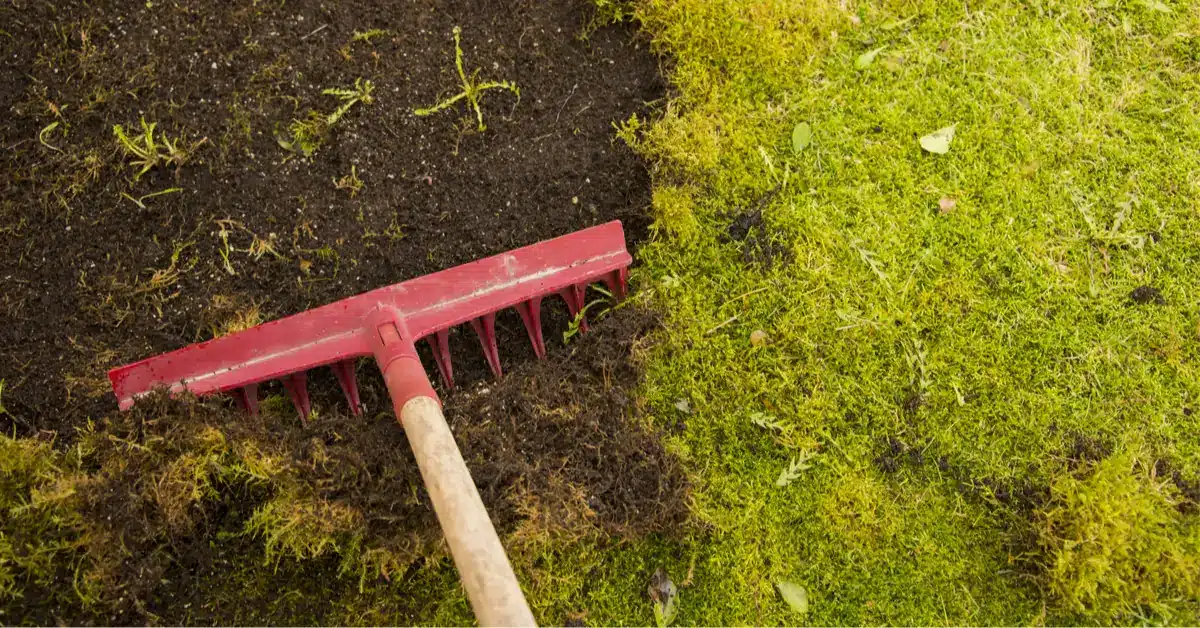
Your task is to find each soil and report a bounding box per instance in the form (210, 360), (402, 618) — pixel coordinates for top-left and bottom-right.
(0, 0), (663, 437)
(1128, 285), (1166, 306)
(1, 0), (686, 621)
(723, 184), (792, 269)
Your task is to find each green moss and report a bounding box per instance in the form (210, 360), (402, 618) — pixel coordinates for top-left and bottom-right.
(650, 185), (700, 242)
(1037, 450), (1199, 622)
(0, 436), (93, 610)
(617, 0), (1200, 623)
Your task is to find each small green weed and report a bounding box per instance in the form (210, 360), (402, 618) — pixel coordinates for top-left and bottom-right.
(113, 118), (205, 181)
(38, 121), (62, 152)
(276, 78), (375, 158)
(562, 286), (614, 343)
(414, 27), (519, 132)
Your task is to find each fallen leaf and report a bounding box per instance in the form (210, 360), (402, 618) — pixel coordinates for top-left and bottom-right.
(648, 568), (679, 627)
(881, 54), (904, 72)
(777, 581), (809, 614)
(855, 46), (887, 69)
(919, 124), (956, 154)
(674, 399), (692, 414)
(938, 197), (956, 214)
(791, 122), (812, 155)
(750, 329), (769, 346)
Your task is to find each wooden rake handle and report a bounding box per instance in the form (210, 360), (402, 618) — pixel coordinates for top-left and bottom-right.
(374, 317), (535, 627)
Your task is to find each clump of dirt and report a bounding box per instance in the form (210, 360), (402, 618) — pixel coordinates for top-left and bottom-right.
(447, 308), (689, 540)
(723, 185), (792, 269)
(0, 0), (663, 437)
(1065, 432), (1113, 470)
(3, 309), (690, 624)
(873, 436), (925, 474)
(1129, 285), (1166, 305)
(1154, 459), (1200, 514)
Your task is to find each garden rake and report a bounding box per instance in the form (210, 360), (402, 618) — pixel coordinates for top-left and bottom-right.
(108, 221), (632, 627)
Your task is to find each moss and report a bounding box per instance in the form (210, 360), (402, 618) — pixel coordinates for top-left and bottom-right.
(245, 490), (366, 564)
(619, 0), (1200, 622)
(650, 185), (700, 243)
(0, 436), (93, 612)
(1036, 450), (1200, 622)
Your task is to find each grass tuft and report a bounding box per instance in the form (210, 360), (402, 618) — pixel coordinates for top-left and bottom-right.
(113, 118), (206, 181)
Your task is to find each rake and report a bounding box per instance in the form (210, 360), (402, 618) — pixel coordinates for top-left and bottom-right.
(108, 221), (632, 626)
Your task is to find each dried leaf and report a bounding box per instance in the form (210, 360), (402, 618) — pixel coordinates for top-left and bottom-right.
(777, 581), (809, 614)
(674, 399), (692, 414)
(938, 197), (956, 214)
(648, 568), (678, 627)
(856, 46), (887, 69)
(919, 124), (956, 154)
(750, 329), (769, 346)
(791, 122), (812, 154)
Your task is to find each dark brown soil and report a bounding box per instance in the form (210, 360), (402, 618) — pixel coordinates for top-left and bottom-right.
(1128, 285), (1166, 305)
(723, 184), (792, 269)
(0, 0), (662, 437)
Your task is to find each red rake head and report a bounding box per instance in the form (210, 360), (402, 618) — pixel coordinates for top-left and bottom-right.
(108, 221), (631, 418)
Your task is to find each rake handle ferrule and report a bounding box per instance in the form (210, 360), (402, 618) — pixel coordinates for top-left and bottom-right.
(372, 314), (438, 407)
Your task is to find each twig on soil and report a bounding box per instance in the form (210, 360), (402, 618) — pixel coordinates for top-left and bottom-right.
(121, 187), (183, 209)
(554, 83), (578, 125)
(300, 24), (328, 40)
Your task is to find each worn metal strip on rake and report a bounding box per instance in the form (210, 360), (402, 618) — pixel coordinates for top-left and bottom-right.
(108, 220), (632, 627)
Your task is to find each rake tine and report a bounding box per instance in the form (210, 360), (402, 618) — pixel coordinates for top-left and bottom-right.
(515, 298), (546, 359)
(331, 359), (362, 415)
(470, 313), (503, 378)
(282, 372), (311, 420)
(232, 383), (259, 415)
(427, 329), (454, 389)
(603, 267), (628, 301)
(560, 283), (589, 333)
